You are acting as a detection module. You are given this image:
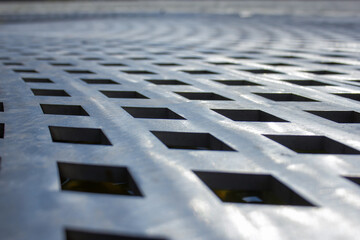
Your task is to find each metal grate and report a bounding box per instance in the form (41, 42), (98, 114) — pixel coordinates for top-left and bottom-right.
(1, 13), (360, 240)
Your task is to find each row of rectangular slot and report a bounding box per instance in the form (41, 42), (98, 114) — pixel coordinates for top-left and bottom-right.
(12, 67), (348, 76)
(57, 161), (318, 206)
(48, 125), (360, 154)
(29, 86), (360, 103)
(40, 103), (360, 124)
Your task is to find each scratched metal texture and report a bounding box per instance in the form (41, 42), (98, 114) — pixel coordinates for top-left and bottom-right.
(1, 14), (360, 240)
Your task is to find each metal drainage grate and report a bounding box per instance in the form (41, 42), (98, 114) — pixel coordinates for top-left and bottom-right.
(1, 13), (360, 240)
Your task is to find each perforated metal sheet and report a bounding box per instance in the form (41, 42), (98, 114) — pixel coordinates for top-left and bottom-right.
(1, 13), (360, 240)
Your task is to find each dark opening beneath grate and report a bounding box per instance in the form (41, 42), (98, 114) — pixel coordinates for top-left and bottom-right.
(50, 63), (74, 66)
(57, 162), (142, 196)
(284, 80), (334, 86)
(3, 62), (23, 66)
(243, 69), (282, 74)
(41, 104), (89, 116)
(65, 228), (167, 240)
(193, 171), (314, 206)
(214, 80), (261, 86)
(334, 93), (360, 102)
(81, 78), (119, 84)
(264, 135), (360, 154)
(23, 77), (53, 83)
(100, 90), (148, 99)
(101, 63), (127, 67)
(208, 62), (238, 65)
(122, 107), (185, 119)
(304, 70), (344, 75)
(65, 70), (94, 74)
(146, 79), (189, 85)
(265, 63), (296, 67)
(313, 61), (349, 66)
(175, 92), (233, 101)
(13, 69), (38, 73)
(154, 63), (182, 66)
(275, 55), (302, 59)
(0, 123), (4, 138)
(31, 89), (70, 97)
(49, 126), (111, 145)
(306, 110), (360, 123)
(254, 93), (317, 102)
(212, 109), (287, 122)
(151, 131), (236, 151)
(122, 70), (156, 75)
(181, 70), (218, 74)
(343, 176), (360, 186)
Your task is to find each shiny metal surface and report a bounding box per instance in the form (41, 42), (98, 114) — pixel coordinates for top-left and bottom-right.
(1, 13), (360, 240)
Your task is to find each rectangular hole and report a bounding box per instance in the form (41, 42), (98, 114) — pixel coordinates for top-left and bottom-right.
(343, 176), (360, 186)
(100, 63), (127, 67)
(41, 104), (89, 116)
(81, 78), (119, 84)
(146, 79), (189, 85)
(0, 123), (4, 138)
(22, 77), (53, 83)
(284, 80), (333, 86)
(13, 69), (38, 73)
(50, 63), (74, 66)
(181, 70), (218, 74)
(151, 131), (236, 151)
(243, 69), (282, 74)
(254, 93), (317, 102)
(65, 229), (167, 240)
(313, 61), (349, 66)
(306, 110), (360, 123)
(65, 70), (94, 74)
(154, 63), (181, 66)
(304, 70), (344, 75)
(49, 126), (111, 145)
(275, 55), (302, 59)
(212, 109), (287, 122)
(334, 93), (360, 102)
(229, 56), (253, 60)
(3, 62), (23, 66)
(265, 62), (296, 67)
(264, 135), (360, 154)
(122, 107), (185, 119)
(214, 80), (261, 86)
(175, 92), (233, 101)
(100, 91), (148, 99)
(31, 89), (70, 97)
(0, 102), (3, 112)
(194, 171), (315, 206)
(208, 61), (238, 65)
(57, 162), (141, 196)
(122, 70), (156, 75)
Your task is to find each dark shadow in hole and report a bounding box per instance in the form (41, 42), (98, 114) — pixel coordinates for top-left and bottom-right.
(49, 126), (111, 145)
(151, 131), (236, 151)
(264, 135), (360, 154)
(212, 109), (287, 122)
(57, 162), (142, 196)
(194, 171), (315, 206)
(122, 107), (185, 119)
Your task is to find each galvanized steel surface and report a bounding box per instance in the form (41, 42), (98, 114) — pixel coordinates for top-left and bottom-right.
(1, 13), (360, 240)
